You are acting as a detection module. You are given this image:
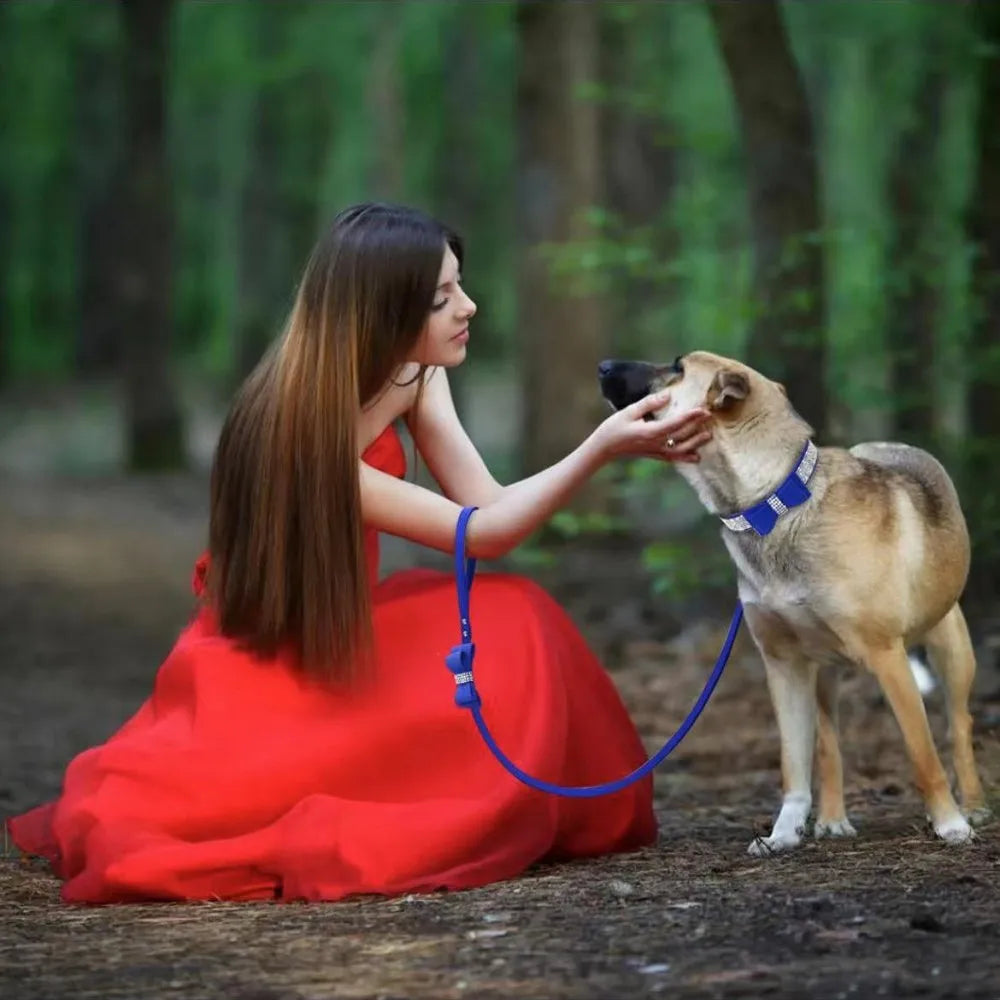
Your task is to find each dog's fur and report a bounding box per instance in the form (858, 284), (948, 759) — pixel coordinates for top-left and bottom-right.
(600, 351), (989, 854)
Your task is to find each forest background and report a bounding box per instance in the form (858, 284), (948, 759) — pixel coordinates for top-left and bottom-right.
(1, 0), (998, 630)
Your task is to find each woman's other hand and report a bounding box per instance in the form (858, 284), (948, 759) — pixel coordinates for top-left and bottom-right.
(596, 390), (712, 464)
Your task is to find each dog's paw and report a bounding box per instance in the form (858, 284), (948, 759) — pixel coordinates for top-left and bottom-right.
(934, 814), (975, 844)
(966, 805), (993, 828)
(814, 817), (857, 839)
(747, 832), (802, 857)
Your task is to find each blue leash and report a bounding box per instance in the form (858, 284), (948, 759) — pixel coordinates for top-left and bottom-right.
(445, 506), (743, 798)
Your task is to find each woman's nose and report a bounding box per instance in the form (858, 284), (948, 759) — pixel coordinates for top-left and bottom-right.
(459, 290), (477, 318)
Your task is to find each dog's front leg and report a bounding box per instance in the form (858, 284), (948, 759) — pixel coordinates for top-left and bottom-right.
(749, 652), (818, 856)
(814, 666), (857, 838)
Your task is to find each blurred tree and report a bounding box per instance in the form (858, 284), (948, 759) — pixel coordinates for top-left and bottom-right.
(368, 8), (404, 200)
(236, 6), (289, 380)
(74, 5), (124, 376)
(600, 8), (673, 236)
(170, 3), (255, 382)
(0, 4), (9, 385)
(967, 0), (1000, 599)
(883, 20), (945, 447)
(119, 0), (185, 470)
(437, 2), (487, 415)
(707, 0), (828, 439)
(425, 3), (516, 369)
(516, 0), (607, 475)
(599, 4), (678, 357)
(236, 4), (338, 381)
(0, 3), (78, 381)
(279, 14), (337, 319)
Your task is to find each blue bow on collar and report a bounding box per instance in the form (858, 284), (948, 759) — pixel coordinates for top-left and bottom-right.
(719, 441), (818, 537)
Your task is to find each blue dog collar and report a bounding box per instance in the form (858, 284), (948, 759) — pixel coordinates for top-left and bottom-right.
(720, 440), (818, 537)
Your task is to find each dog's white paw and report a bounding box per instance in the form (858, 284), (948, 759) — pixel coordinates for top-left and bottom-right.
(747, 832), (802, 857)
(934, 814), (975, 844)
(966, 805), (992, 828)
(814, 817), (857, 839)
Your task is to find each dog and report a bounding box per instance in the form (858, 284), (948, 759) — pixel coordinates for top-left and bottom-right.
(599, 351), (989, 854)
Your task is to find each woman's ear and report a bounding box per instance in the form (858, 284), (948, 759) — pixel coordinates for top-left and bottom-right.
(708, 369), (750, 411)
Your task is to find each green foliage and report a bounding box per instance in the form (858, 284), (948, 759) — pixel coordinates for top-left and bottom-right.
(0, 0), (984, 391)
(641, 538), (733, 598)
(0, 1), (87, 377)
(1, 0), (997, 599)
(615, 458), (733, 599)
(545, 509), (630, 540)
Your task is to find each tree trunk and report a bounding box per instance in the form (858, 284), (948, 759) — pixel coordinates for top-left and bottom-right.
(516, 0), (606, 475)
(237, 8), (333, 382)
(708, 0), (828, 440)
(236, 9), (290, 380)
(436, 4), (485, 419)
(968, 0), (1000, 442)
(885, 61), (946, 448)
(75, 12), (124, 376)
(599, 5), (678, 357)
(966, 0), (1000, 602)
(118, 0), (185, 470)
(600, 9), (676, 233)
(0, 138), (7, 384)
(368, 11), (404, 200)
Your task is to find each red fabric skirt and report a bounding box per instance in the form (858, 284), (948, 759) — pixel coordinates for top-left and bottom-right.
(7, 428), (655, 903)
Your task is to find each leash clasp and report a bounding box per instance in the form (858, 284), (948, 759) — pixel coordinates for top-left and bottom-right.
(445, 641), (480, 708)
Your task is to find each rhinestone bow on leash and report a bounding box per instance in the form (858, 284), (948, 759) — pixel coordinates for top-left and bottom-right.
(445, 506), (743, 798)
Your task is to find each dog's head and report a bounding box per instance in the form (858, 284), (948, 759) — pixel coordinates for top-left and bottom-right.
(598, 351), (799, 439)
(599, 352), (813, 514)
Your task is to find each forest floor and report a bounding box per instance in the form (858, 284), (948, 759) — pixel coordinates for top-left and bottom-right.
(3, 472), (1000, 1000)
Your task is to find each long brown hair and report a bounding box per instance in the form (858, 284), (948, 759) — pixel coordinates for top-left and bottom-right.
(207, 203), (463, 683)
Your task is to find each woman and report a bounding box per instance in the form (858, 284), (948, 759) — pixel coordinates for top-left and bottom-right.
(8, 203), (711, 903)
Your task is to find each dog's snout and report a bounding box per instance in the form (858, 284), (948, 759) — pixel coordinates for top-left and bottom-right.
(598, 359), (660, 411)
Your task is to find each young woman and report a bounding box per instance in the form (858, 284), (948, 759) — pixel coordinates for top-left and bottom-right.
(8, 203), (711, 903)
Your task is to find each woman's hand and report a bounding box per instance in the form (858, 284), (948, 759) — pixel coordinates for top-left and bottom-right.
(596, 390), (712, 464)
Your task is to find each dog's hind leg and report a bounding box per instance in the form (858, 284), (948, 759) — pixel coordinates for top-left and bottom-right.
(866, 640), (973, 843)
(748, 652), (817, 856)
(923, 603), (989, 825)
(814, 667), (857, 839)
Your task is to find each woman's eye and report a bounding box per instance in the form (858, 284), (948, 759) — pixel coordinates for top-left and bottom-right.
(431, 299), (448, 312)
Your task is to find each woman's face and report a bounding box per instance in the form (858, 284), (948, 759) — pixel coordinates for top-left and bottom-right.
(410, 245), (476, 367)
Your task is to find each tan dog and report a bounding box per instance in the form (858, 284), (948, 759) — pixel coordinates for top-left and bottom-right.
(599, 351), (989, 854)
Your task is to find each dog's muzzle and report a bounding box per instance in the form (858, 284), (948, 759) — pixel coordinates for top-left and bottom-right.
(597, 360), (659, 411)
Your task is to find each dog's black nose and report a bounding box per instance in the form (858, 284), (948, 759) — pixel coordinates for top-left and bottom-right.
(597, 359), (660, 411)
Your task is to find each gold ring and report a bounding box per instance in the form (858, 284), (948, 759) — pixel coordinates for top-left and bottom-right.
(666, 437), (676, 449)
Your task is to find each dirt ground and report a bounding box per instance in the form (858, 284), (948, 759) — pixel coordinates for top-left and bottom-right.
(2, 474), (1000, 1000)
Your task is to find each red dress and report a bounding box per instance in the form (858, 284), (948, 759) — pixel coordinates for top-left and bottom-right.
(7, 426), (655, 902)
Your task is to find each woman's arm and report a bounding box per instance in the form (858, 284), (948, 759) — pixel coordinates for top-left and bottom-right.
(405, 367), (506, 507)
(364, 374), (710, 560)
(361, 427), (605, 559)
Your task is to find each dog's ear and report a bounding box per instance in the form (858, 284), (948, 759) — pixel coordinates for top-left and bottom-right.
(708, 369), (750, 411)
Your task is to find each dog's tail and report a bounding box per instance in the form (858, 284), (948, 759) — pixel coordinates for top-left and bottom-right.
(908, 646), (936, 697)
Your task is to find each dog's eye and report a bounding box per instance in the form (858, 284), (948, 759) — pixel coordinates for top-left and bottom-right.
(671, 356), (684, 374)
